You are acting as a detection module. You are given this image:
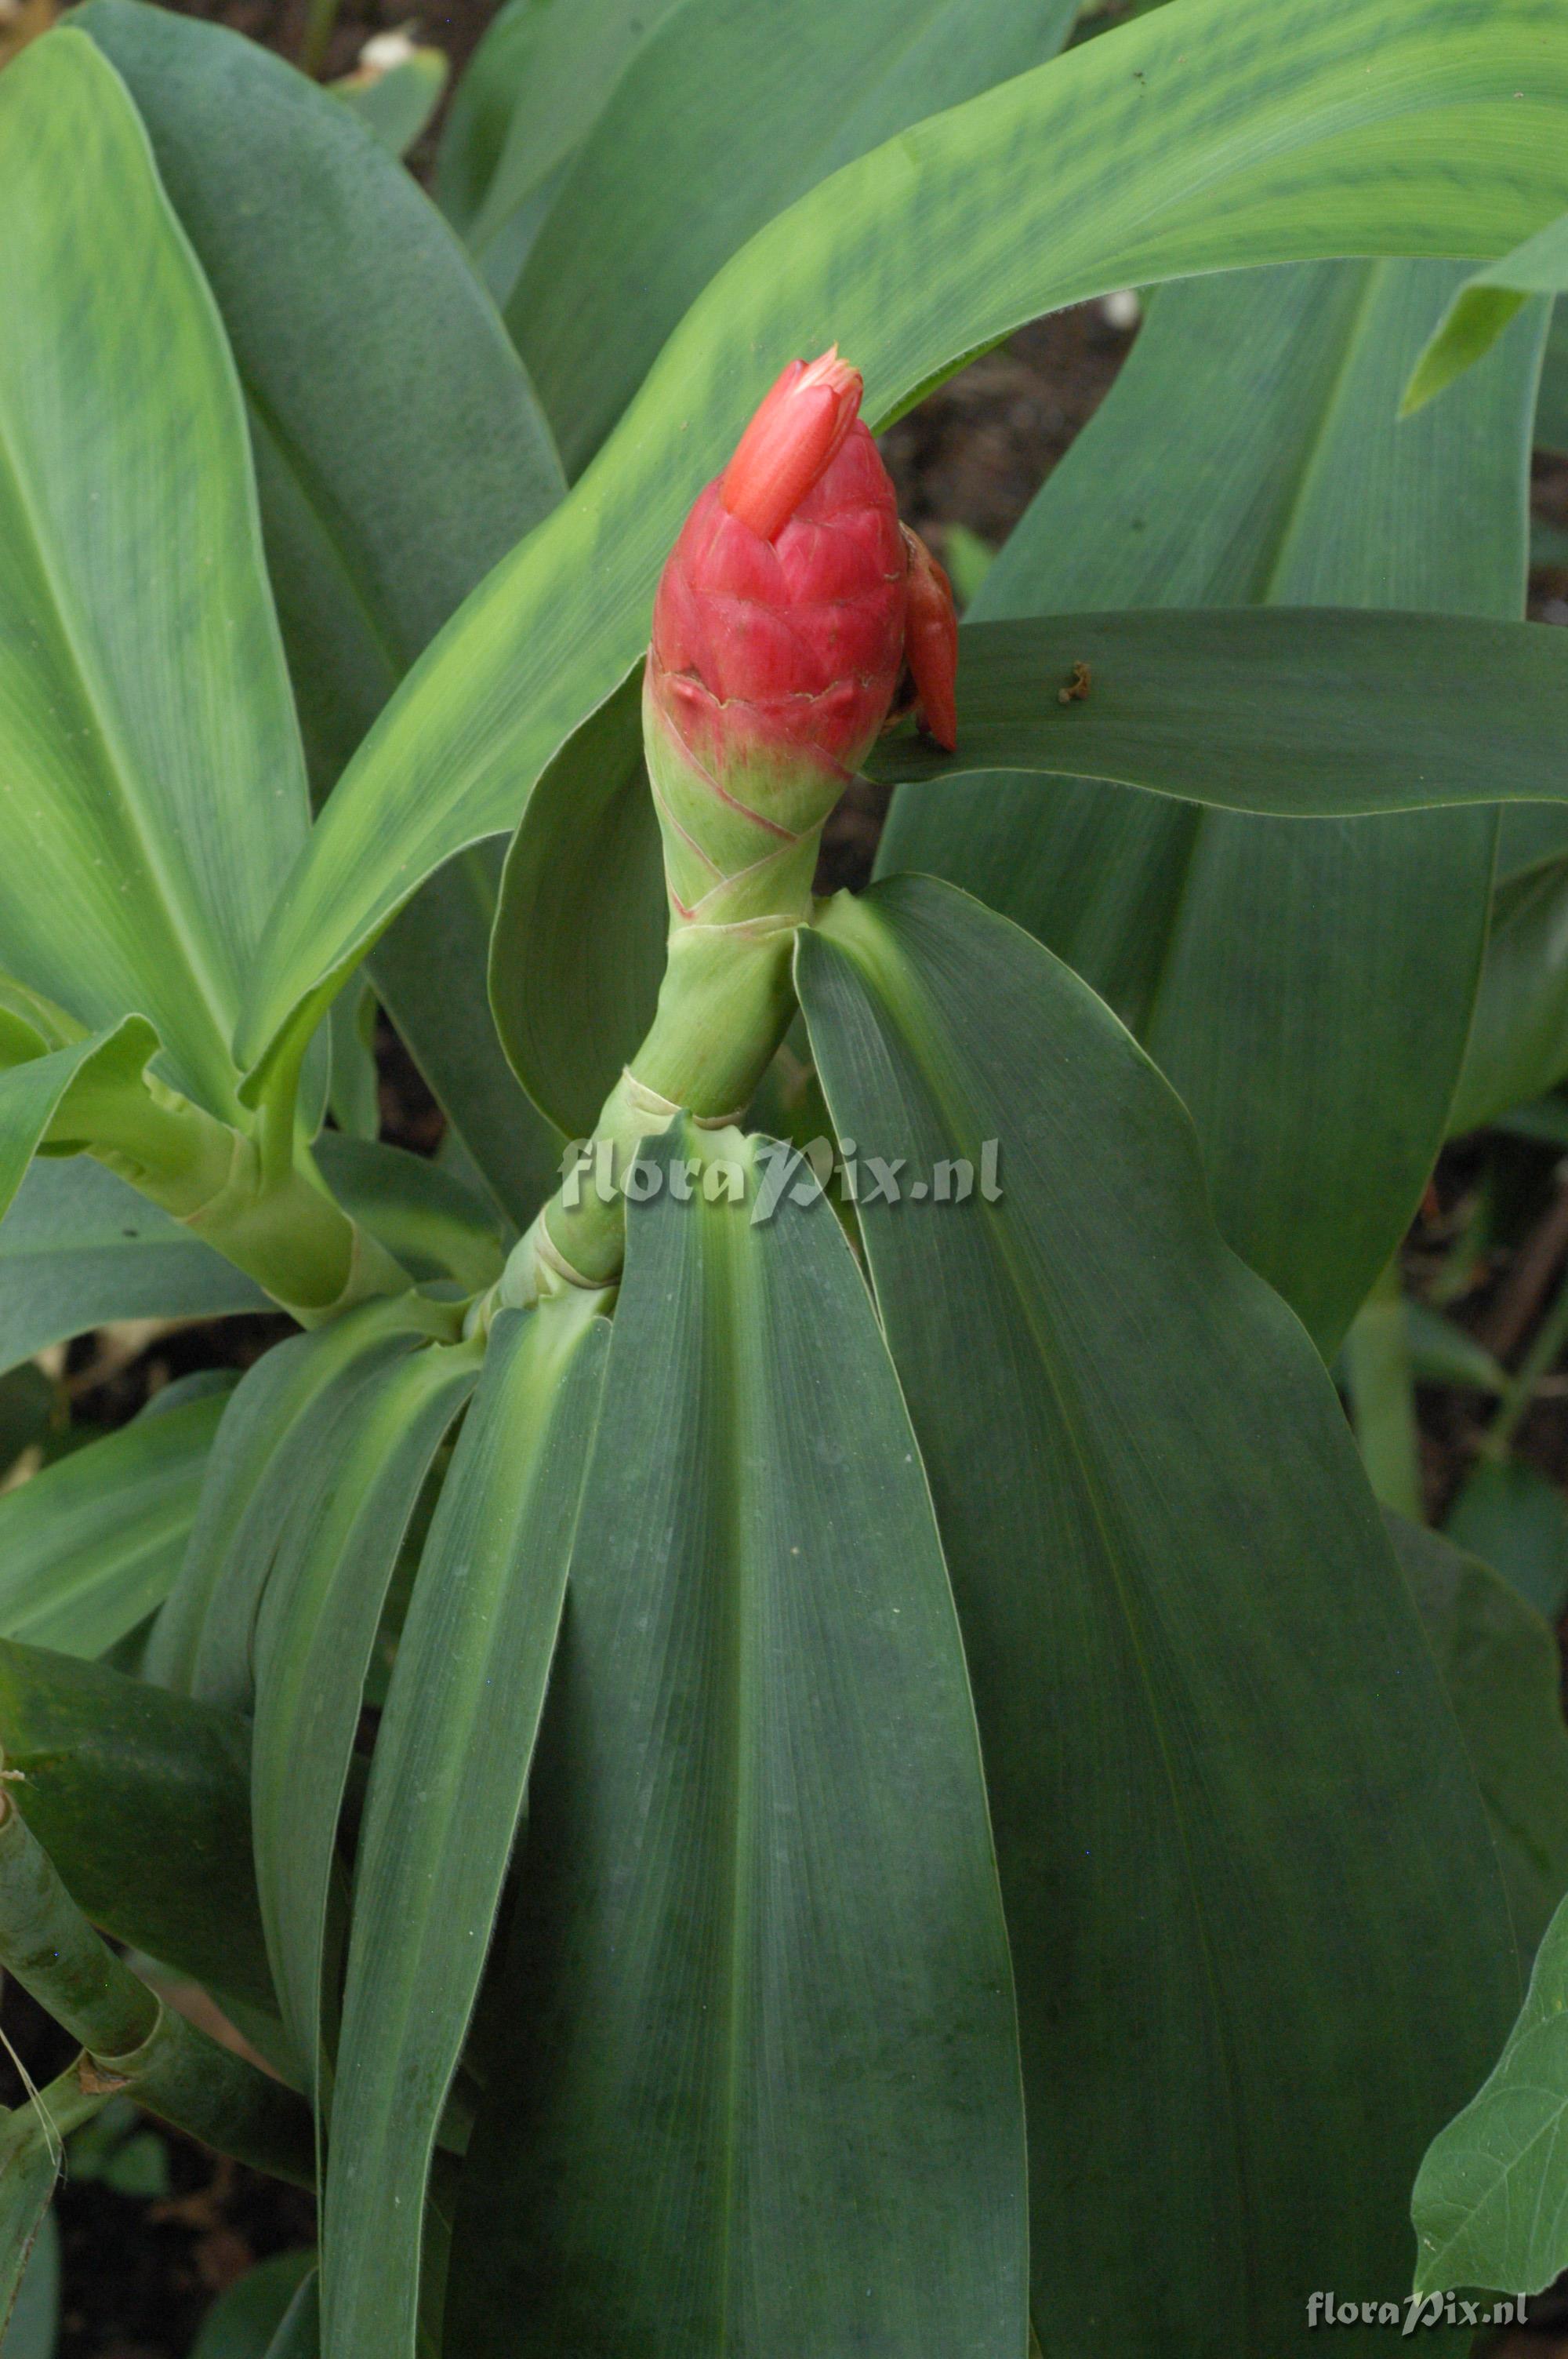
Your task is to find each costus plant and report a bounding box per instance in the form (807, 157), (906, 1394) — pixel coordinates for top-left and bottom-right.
(2, 1), (1568, 2354)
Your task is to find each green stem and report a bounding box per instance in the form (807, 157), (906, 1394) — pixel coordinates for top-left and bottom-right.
(0, 1794), (314, 2187)
(1485, 1269), (1568, 1455)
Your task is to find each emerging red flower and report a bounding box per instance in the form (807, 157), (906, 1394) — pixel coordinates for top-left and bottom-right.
(643, 347), (959, 921)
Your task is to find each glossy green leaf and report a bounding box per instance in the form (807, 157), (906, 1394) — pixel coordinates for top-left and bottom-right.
(1447, 1457), (1568, 1623)
(436, 0), (685, 274)
(332, 46), (446, 158)
(0, 1637), (269, 2008)
(1389, 1510), (1568, 1966)
(512, 0), (1079, 474)
(0, 30), (308, 1120)
(0, 1160), (267, 1383)
(1413, 1886), (1568, 2295)
(78, 0), (564, 1220)
(880, 259), (1536, 1354)
(448, 1121), (1026, 2357)
(313, 1135), (503, 1291)
(250, 1338), (480, 2091)
(871, 609), (1567, 809)
(1451, 849), (1568, 1132)
(191, 2251), (316, 2359)
(0, 1388), (230, 1661)
(236, 0), (1568, 1092)
(488, 667), (664, 1138)
(325, 1296), (608, 2359)
(797, 875), (1517, 2353)
(1405, 209), (1568, 413)
(151, 1299), (445, 1698)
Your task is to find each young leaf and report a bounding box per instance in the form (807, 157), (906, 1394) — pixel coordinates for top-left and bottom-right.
(1403, 209), (1568, 413)
(234, 0), (1568, 1094)
(797, 876), (1519, 2353)
(447, 1125), (1027, 2357)
(0, 31), (309, 1120)
(325, 1297), (609, 2359)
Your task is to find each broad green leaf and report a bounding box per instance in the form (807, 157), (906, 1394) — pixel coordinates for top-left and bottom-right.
(797, 875), (1518, 2354)
(1413, 1888), (1568, 2295)
(1404, 209), (1568, 413)
(313, 1135), (503, 1291)
(0, 1388), (230, 1661)
(488, 668), (663, 1138)
(512, 0), (1080, 474)
(0, 31), (308, 1120)
(250, 1338), (480, 2091)
(332, 46), (446, 158)
(191, 2251), (316, 2359)
(0, 1637), (270, 2008)
(150, 1296), (445, 1696)
(325, 1296), (608, 2359)
(869, 609), (1568, 811)
(78, 0), (564, 1220)
(1450, 849), (1568, 1132)
(1389, 1510), (1568, 1966)
(235, 0), (1568, 1092)
(1447, 1457), (1568, 1623)
(1539, 301), (1568, 451)
(436, 0), (686, 271)
(880, 259), (1537, 1354)
(0, 1160), (266, 1383)
(448, 1122), (1026, 2357)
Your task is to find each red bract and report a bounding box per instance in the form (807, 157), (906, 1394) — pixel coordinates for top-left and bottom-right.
(646, 347), (957, 855)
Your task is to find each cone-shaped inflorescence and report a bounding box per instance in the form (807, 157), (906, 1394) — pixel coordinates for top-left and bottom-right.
(498, 349), (957, 1307)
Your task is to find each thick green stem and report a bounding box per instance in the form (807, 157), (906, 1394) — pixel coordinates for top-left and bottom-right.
(0, 1793), (314, 2187)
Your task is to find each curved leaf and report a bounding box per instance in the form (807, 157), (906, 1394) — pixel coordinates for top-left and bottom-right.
(0, 1020), (160, 1232)
(0, 31), (308, 1119)
(234, 0), (1568, 1089)
(797, 875), (1517, 2353)
(0, 1637), (269, 2007)
(325, 1296), (608, 2359)
(880, 258), (1537, 1354)
(1446, 1456), (1568, 1623)
(448, 1122), (1026, 2357)
(0, 1387), (231, 1661)
(488, 667), (663, 1138)
(78, 0), (564, 1217)
(1405, 207), (1568, 412)
(511, 0), (1080, 474)
(1450, 849), (1568, 1132)
(250, 1338), (480, 2091)
(313, 1134), (504, 1291)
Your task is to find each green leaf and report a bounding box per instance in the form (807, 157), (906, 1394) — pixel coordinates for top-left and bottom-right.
(1447, 1457), (1568, 1623)
(149, 1297), (446, 1698)
(1, 2205), (59, 2359)
(869, 609), (1568, 809)
(235, 0), (1568, 1091)
(880, 259), (1537, 1354)
(436, 0), (685, 274)
(1538, 300), (1568, 453)
(1404, 209), (1568, 413)
(313, 1135), (504, 1291)
(1406, 1301), (1507, 1394)
(0, 1637), (270, 2008)
(332, 46), (447, 158)
(1388, 1509), (1568, 1967)
(0, 31), (309, 1121)
(448, 1121), (1026, 2355)
(488, 667), (664, 1139)
(0, 1387), (231, 1661)
(324, 1296), (608, 2359)
(0, 1021), (159, 1234)
(0, 1161), (267, 1383)
(78, 0), (564, 1218)
(511, 0), (1079, 474)
(797, 875), (1518, 2352)
(250, 1338), (480, 2091)
(1450, 849), (1568, 1132)
(191, 2251), (316, 2359)
(1412, 1886), (1568, 2295)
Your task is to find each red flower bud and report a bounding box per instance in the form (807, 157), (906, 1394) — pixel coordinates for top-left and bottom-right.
(644, 348), (958, 923)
